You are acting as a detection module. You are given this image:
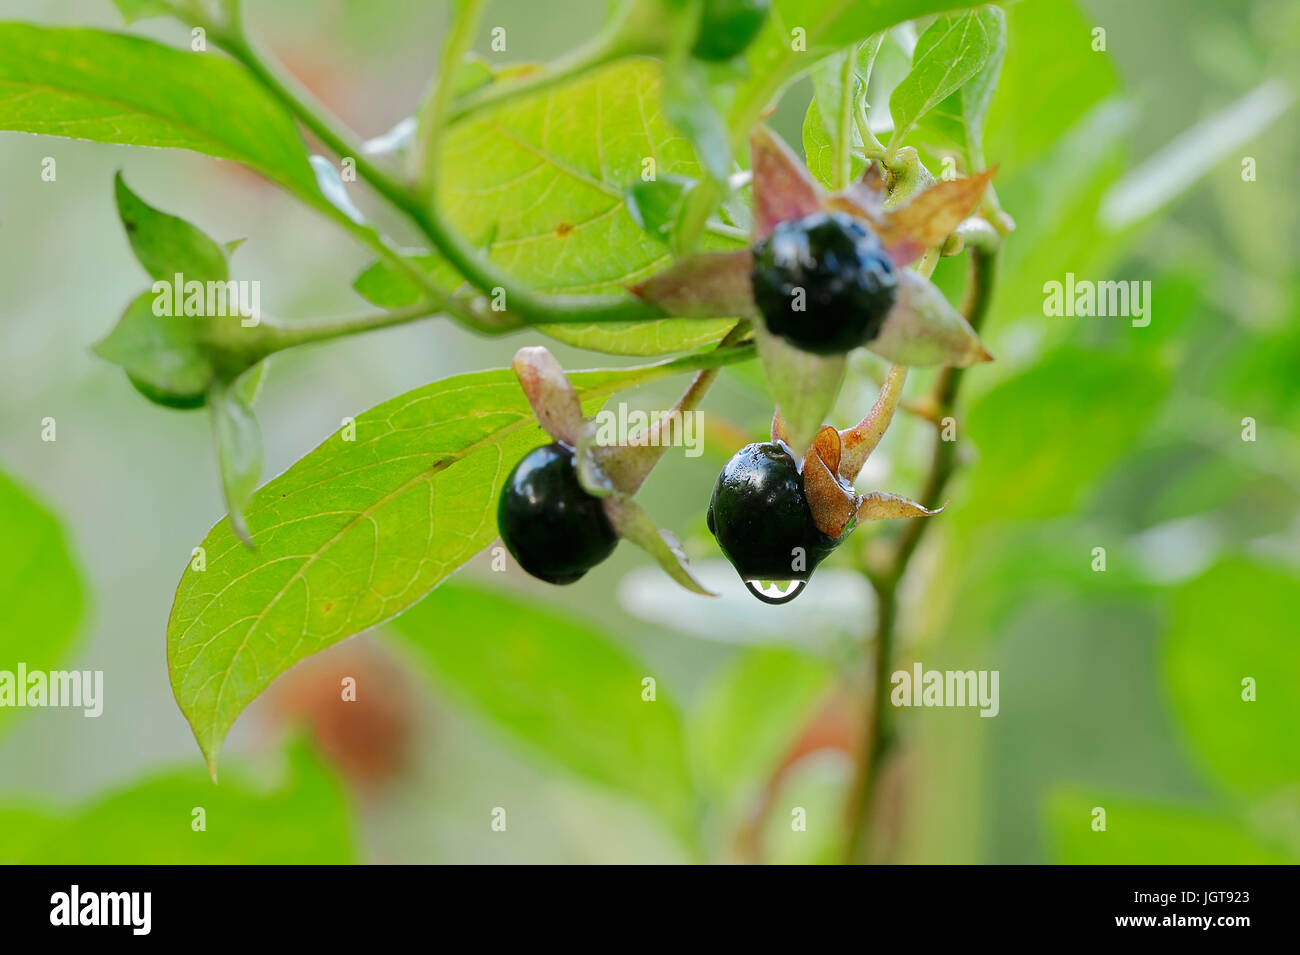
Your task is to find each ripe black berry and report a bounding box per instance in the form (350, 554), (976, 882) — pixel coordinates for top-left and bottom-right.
(498, 442), (618, 584)
(692, 0), (770, 62)
(707, 442), (841, 597)
(751, 211), (897, 355)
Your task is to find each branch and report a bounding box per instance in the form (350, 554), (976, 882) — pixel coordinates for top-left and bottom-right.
(842, 240), (999, 864)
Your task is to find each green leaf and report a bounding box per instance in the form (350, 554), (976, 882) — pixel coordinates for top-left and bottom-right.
(888, 7), (1003, 145)
(802, 97), (850, 189)
(352, 253), (463, 309)
(209, 380), (263, 546)
(1046, 788), (1297, 864)
(914, 6), (1006, 168)
(0, 471), (86, 739)
(982, 0), (1117, 178)
(728, 0), (990, 141)
(690, 648), (833, 815)
(625, 175), (696, 242)
(0, 807), (60, 863)
(662, 56), (733, 183)
(965, 349), (1168, 520)
(754, 324), (846, 452)
(5, 742), (355, 864)
(758, 750), (853, 864)
(115, 172), (229, 283)
(0, 25), (318, 200)
(1165, 559), (1300, 799)
(166, 349), (748, 776)
(805, 41), (882, 190)
(111, 0), (174, 23)
(387, 582), (696, 839)
(438, 58), (736, 355)
(94, 292), (215, 407)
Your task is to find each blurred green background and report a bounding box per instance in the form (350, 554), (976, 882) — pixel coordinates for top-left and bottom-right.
(0, 0), (1296, 863)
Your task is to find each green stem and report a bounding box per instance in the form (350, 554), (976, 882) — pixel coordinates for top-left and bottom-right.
(217, 32), (415, 220)
(411, 0), (489, 194)
(842, 242), (999, 864)
(192, 2), (671, 334)
(443, 1), (662, 126)
(255, 302), (447, 353)
(833, 53), (855, 190)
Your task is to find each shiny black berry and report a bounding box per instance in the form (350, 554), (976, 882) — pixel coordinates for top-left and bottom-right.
(498, 442), (618, 585)
(707, 442), (841, 591)
(751, 211), (897, 355)
(691, 0), (770, 62)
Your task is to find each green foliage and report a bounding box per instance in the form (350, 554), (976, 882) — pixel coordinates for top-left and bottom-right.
(166, 351), (741, 776)
(733, 0), (990, 125)
(114, 172), (229, 283)
(689, 647), (833, 815)
(0, 24), (318, 200)
(1046, 788), (1297, 864)
(914, 6), (1006, 169)
(888, 7), (1004, 147)
(353, 253), (463, 309)
(438, 58), (736, 355)
(95, 293), (216, 408)
(759, 751), (852, 864)
(208, 377), (263, 545)
(966, 349), (1168, 520)
(982, 0), (1117, 177)
(802, 97), (854, 189)
(0, 742), (355, 864)
(388, 582), (696, 839)
(1165, 559), (1300, 798)
(95, 177), (242, 409)
(0, 472), (85, 737)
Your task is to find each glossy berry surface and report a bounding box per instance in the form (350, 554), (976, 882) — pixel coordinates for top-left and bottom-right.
(751, 211), (898, 355)
(498, 442), (618, 585)
(691, 0), (771, 62)
(707, 442), (841, 583)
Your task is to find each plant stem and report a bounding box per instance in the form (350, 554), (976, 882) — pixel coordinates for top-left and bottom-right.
(196, 2), (672, 335)
(411, 0), (488, 194)
(254, 303), (448, 353)
(443, 1), (662, 126)
(833, 52), (856, 191)
(842, 242), (999, 864)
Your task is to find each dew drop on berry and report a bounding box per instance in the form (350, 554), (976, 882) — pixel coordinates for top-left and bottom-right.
(744, 579), (807, 605)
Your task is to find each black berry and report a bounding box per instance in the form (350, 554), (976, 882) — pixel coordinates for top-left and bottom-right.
(751, 211), (897, 355)
(498, 442), (618, 584)
(707, 442), (841, 586)
(691, 0), (770, 62)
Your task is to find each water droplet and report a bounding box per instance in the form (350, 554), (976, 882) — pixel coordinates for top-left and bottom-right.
(744, 579), (807, 605)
